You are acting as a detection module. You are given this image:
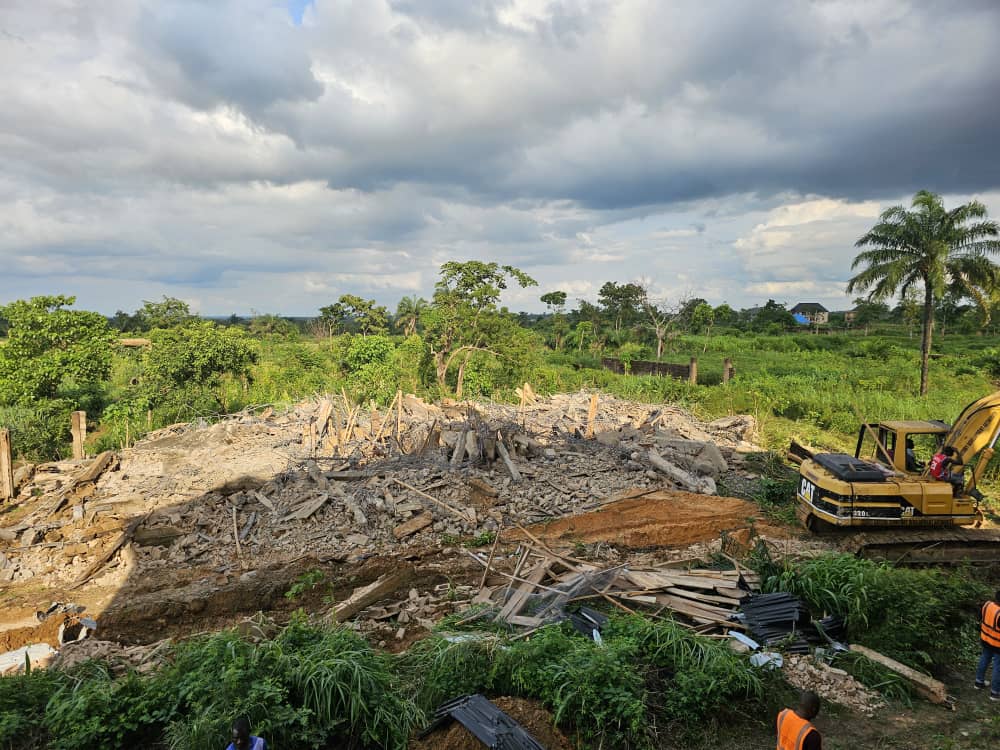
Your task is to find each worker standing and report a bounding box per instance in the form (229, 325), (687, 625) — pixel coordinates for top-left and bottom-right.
(776, 691), (822, 750)
(976, 589), (1000, 700)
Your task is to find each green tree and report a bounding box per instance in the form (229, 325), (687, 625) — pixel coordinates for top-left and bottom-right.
(750, 300), (796, 332)
(141, 322), (258, 418)
(598, 282), (645, 335)
(248, 313), (298, 338)
(321, 295), (388, 337)
(713, 304), (736, 327)
(394, 295), (427, 337)
(422, 261), (537, 396)
(689, 303), (715, 335)
(850, 297), (889, 335)
(134, 296), (193, 331)
(848, 190), (1000, 395)
(540, 290), (568, 350)
(0, 295), (113, 404)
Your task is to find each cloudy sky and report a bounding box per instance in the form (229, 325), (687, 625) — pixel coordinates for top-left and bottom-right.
(2, 1), (999, 316)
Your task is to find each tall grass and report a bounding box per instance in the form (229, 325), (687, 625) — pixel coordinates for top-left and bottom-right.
(754, 551), (989, 670)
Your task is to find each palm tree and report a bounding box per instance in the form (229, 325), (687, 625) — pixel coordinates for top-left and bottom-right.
(848, 190), (1000, 395)
(394, 295), (427, 337)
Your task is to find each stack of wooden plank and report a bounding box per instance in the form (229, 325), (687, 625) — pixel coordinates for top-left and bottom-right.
(469, 538), (759, 634)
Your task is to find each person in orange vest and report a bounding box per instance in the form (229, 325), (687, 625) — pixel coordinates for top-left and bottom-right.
(776, 690), (821, 750)
(976, 589), (1000, 700)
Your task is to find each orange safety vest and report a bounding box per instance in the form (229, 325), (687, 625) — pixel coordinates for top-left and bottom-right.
(982, 601), (1000, 648)
(776, 708), (817, 750)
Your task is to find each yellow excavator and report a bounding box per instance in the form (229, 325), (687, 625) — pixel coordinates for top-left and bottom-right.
(789, 390), (1000, 562)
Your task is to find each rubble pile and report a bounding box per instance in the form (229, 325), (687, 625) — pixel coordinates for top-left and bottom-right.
(0, 391), (761, 590)
(784, 654), (886, 716)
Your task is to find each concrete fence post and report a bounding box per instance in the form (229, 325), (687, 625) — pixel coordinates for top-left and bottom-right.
(688, 357), (698, 385)
(723, 357), (734, 383)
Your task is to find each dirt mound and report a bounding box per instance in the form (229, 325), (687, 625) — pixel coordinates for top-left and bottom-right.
(412, 696), (573, 750)
(524, 489), (760, 549)
(0, 615), (69, 652)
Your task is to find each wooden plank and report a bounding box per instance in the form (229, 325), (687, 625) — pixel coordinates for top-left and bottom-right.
(281, 493), (330, 522)
(0, 429), (13, 501)
(71, 411), (87, 460)
(849, 644), (949, 705)
(315, 399), (333, 439)
(585, 394), (598, 439)
(497, 561), (552, 621)
(393, 512), (434, 539)
(624, 569), (741, 593)
(664, 586), (742, 608)
(390, 477), (474, 523)
(451, 428), (468, 466)
(495, 435), (522, 482)
(334, 567), (414, 622)
(74, 451), (114, 485)
(654, 593), (734, 624)
(70, 512), (151, 589)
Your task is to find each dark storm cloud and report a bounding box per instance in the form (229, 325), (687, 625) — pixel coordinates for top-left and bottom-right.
(3, 0), (1000, 314)
(136, 1), (324, 116)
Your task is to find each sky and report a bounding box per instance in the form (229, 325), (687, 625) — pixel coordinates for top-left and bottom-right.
(1, 1), (999, 317)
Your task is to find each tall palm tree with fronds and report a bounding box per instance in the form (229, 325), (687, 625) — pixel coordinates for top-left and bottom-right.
(394, 295), (427, 337)
(848, 190), (1000, 395)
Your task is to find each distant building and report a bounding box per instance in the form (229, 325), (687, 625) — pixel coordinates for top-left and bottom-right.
(790, 302), (829, 324)
(843, 309), (857, 324)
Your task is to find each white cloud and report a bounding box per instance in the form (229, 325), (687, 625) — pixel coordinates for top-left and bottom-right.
(0, 1), (998, 313)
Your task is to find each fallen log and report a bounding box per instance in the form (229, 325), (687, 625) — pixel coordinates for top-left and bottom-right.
(848, 644), (949, 706)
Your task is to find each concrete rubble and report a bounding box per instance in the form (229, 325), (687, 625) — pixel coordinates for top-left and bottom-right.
(0, 391), (761, 589)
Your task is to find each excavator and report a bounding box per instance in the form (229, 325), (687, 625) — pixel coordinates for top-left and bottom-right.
(789, 389), (1000, 563)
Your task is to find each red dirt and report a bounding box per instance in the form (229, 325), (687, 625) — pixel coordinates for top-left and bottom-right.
(0, 615), (69, 652)
(411, 696), (573, 750)
(524, 489), (760, 549)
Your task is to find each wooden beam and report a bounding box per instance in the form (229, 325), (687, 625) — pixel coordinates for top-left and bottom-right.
(333, 567), (415, 622)
(585, 393), (598, 439)
(849, 644), (949, 705)
(0, 429), (13, 501)
(71, 411), (87, 460)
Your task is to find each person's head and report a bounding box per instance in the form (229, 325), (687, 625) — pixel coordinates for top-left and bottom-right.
(797, 690), (820, 720)
(906, 439), (915, 450)
(231, 717), (252, 750)
(943, 446), (958, 457)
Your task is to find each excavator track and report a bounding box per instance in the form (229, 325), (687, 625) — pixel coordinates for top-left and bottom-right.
(834, 526), (1000, 564)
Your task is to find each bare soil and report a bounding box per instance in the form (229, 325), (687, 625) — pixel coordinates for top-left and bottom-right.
(523, 488), (760, 549)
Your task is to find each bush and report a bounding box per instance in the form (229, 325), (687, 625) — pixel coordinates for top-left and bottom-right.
(756, 552), (988, 669)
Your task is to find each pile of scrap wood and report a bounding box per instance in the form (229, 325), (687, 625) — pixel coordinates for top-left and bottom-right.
(467, 535), (758, 634)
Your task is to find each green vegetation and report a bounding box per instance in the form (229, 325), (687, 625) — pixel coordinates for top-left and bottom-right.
(848, 190), (1000, 395)
(3, 255), (1000, 469)
(754, 551), (989, 671)
(0, 615), (777, 750)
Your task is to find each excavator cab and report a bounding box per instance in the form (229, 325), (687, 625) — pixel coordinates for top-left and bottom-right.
(854, 421), (949, 475)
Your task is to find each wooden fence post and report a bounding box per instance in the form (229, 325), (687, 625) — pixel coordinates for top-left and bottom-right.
(0, 429), (13, 501)
(71, 411), (87, 459)
(723, 358), (734, 383)
(586, 393), (599, 438)
(688, 357), (698, 385)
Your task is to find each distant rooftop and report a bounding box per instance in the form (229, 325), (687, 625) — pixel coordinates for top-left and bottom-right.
(790, 302), (829, 313)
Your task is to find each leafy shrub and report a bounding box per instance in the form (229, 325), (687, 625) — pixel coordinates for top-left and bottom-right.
(756, 552), (988, 669)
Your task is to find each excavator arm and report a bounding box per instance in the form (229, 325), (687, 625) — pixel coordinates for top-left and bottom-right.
(942, 390), (1000, 495)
